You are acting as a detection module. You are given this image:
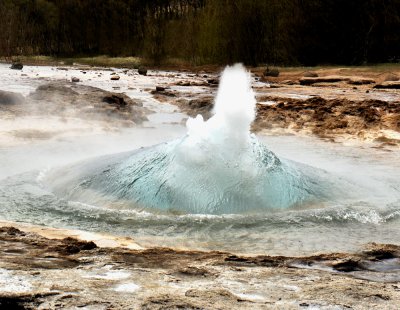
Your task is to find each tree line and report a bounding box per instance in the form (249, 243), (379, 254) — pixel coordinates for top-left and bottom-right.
(0, 0), (399, 66)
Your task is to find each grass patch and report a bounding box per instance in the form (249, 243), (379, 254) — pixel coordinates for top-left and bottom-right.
(69, 56), (142, 68)
(1, 55), (399, 74)
(2, 55), (142, 69)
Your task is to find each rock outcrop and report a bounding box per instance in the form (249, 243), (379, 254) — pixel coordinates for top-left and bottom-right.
(173, 96), (214, 119)
(253, 96), (400, 139)
(28, 82), (150, 124)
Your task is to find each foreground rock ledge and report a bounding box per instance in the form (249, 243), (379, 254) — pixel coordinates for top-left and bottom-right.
(0, 226), (399, 309)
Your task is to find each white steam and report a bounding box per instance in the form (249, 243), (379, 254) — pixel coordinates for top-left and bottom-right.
(185, 63), (256, 152)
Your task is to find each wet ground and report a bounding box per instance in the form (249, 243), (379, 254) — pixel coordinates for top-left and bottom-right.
(0, 63), (399, 308)
(1, 225), (400, 309)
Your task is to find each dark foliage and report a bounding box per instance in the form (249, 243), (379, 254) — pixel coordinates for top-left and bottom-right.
(0, 0), (399, 65)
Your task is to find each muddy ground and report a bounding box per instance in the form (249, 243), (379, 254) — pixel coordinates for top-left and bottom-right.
(1, 225), (400, 310)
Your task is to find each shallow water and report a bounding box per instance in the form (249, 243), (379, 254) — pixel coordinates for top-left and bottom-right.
(0, 64), (399, 256)
(1, 137), (399, 256)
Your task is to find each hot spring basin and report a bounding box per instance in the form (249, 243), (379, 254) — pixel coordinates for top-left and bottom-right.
(44, 64), (352, 215)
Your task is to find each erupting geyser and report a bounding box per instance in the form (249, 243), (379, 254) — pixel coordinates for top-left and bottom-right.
(46, 64), (344, 214)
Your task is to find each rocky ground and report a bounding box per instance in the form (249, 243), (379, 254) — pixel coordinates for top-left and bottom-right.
(152, 66), (400, 145)
(253, 96), (400, 143)
(0, 82), (150, 127)
(1, 225), (400, 310)
(1, 64), (399, 145)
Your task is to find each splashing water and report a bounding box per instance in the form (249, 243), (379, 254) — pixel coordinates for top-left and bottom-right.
(186, 63), (255, 146)
(45, 64), (349, 214)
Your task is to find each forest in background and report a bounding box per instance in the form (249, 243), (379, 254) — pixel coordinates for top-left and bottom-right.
(0, 0), (399, 66)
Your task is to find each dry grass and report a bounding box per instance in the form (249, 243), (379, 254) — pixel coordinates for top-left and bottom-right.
(2, 55), (400, 76)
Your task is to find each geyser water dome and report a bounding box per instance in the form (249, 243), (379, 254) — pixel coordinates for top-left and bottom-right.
(46, 64), (347, 214)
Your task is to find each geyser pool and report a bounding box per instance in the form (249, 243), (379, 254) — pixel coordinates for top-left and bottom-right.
(1, 63), (400, 256)
(45, 64), (350, 214)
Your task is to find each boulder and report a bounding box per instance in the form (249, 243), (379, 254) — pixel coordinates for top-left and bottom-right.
(156, 86), (166, 92)
(138, 67), (148, 76)
(0, 90), (25, 105)
(111, 75), (120, 81)
(10, 62), (23, 70)
(71, 77), (80, 83)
